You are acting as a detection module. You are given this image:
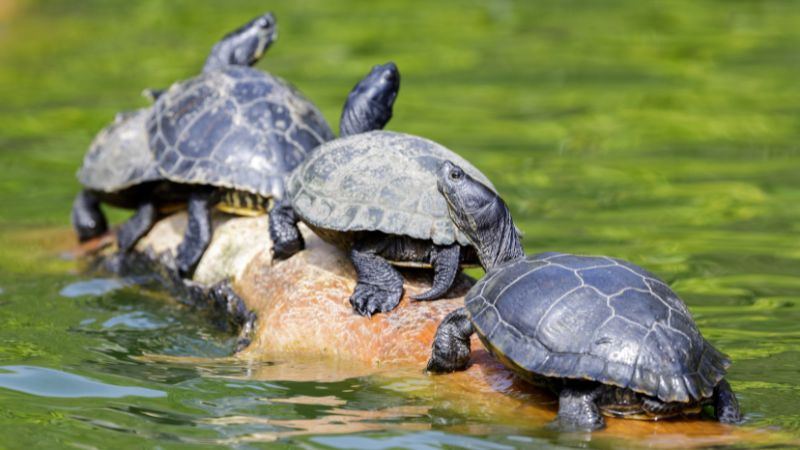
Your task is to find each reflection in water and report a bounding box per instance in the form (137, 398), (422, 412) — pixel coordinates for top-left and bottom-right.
(101, 311), (171, 330)
(205, 404), (430, 445)
(0, 366), (165, 398)
(59, 278), (131, 298)
(312, 431), (526, 450)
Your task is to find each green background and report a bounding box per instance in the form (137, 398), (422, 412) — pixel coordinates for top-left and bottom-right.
(0, 0), (799, 448)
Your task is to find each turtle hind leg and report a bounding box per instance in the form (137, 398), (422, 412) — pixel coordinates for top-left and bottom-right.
(641, 395), (690, 418)
(550, 382), (605, 432)
(268, 197), (304, 260)
(349, 246), (404, 317)
(714, 379), (742, 424)
(425, 307), (474, 373)
(71, 190), (108, 242)
(412, 244), (460, 301)
(175, 190), (215, 278)
(117, 201), (157, 253)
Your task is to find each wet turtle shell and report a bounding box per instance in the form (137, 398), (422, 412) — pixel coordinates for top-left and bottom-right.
(147, 66), (334, 199)
(286, 130), (496, 247)
(466, 252), (730, 404)
(78, 108), (161, 195)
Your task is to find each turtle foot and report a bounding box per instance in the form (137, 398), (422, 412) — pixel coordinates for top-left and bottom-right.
(271, 235), (304, 261)
(425, 353), (462, 373)
(349, 283), (402, 317)
(208, 280), (256, 352)
(551, 384), (605, 432)
(425, 308), (473, 373)
(268, 198), (304, 261)
(715, 379), (743, 424)
(175, 250), (199, 279)
(547, 415), (605, 433)
(71, 190), (108, 242)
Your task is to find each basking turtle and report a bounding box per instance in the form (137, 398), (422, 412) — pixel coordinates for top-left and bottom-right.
(148, 61), (401, 277)
(426, 161), (742, 431)
(269, 131), (496, 317)
(72, 11), (279, 247)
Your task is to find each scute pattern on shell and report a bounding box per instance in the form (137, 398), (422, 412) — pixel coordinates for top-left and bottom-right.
(78, 108), (162, 192)
(287, 130), (496, 246)
(147, 66), (334, 199)
(466, 252), (730, 404)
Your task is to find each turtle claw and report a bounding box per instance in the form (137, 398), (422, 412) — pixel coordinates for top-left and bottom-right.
(271, 236), (304, 262)
(349, 283), (402, 317)
(349, 248), (404, 317)
(425, 355), (453, 373)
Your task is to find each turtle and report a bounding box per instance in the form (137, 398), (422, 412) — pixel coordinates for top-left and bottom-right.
(71, 11), (279, 247)
(425, 161), (742, 431)
(269, 131), (497, 317)
(148, 60), (400, 277)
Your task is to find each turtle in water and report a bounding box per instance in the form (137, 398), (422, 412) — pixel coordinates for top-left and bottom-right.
(269, 131), (497, 317)
(425, 161), (742, 431)
(71, 12), (279, 247)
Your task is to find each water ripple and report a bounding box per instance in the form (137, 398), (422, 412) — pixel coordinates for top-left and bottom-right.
(0, 365), (165, 398)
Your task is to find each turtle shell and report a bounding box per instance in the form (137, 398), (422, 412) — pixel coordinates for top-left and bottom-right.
(286, 130), (496, 246)
(147, 66), (334, 199)
(466, 252), (730, 404)
(78, 108), (161, 193)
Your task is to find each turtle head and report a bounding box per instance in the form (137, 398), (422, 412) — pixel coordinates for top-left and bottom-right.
(339, 62), (400, 137)
(438, 161), (524, 271)
(202, 12), (277, 73)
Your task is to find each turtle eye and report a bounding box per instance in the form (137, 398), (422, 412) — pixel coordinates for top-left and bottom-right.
(450, 169), (464, 181)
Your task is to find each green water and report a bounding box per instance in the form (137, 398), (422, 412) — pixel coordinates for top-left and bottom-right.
(1, 0), (800, 448)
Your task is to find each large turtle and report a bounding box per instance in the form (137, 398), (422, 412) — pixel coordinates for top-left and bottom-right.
(148, 60), (399, 277)
(426, 161), (742, 431)
(269, 131), (497, 317)
(71, 12), (279, 247)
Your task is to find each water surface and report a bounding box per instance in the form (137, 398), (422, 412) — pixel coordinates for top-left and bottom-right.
(1, 0), (799, 448)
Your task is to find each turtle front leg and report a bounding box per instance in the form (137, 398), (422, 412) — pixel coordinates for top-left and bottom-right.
(714, 379), (742, 424)
(412, 244), (460, 301)
(117, 200), (156, 253)
(269, 197), (305, 260)
(71, 190), (108, 242)
(425, 307), (474, 372)
(550, 382), (605, 432)
(349, 244), (404, 316)
(175, 190), (215, 278)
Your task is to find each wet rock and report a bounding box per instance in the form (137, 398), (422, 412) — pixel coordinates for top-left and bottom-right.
(83, 211), (472, 367)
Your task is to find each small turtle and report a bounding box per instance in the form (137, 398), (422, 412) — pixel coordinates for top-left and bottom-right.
(269, 132), (497, 317)
(72, 12), (279, 247)
(148, 58), (399, 277)
(426, 161), (742, 431)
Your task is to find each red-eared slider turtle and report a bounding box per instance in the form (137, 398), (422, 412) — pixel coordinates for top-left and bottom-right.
(148, 60), (399, 277)
(426, 161), (742, 431)
(71, 12), (278, 247)
(269, 131), (496, 317)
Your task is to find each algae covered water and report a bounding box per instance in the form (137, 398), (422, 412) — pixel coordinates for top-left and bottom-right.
(1, 0), (800, 448)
